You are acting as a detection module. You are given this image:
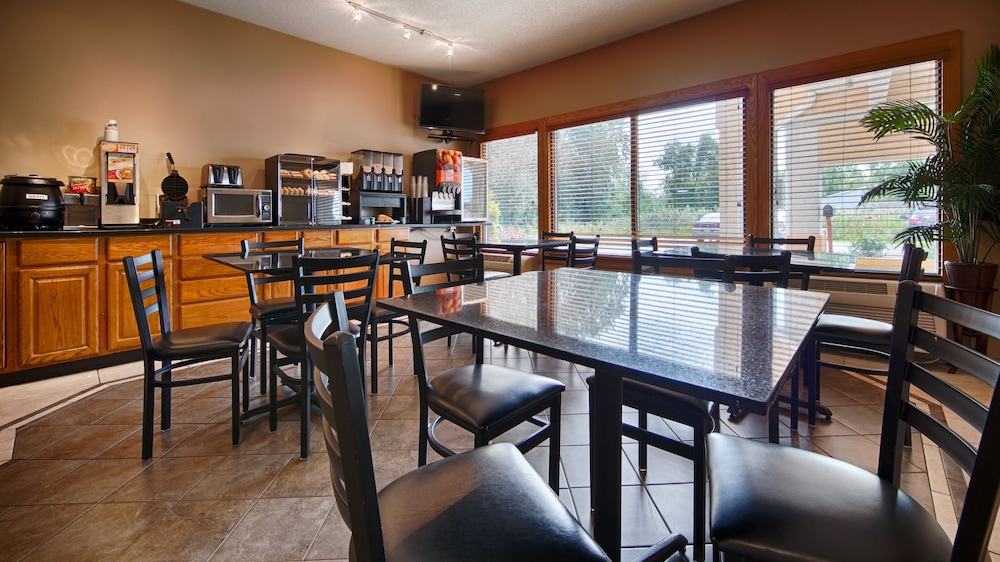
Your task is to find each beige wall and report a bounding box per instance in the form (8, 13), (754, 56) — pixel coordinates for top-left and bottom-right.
(3, 0), (997, 221)
(481, 0), (1000, 127)
(0, 0), (436, 218)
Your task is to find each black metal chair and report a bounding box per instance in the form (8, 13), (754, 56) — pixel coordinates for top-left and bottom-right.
(305, 294), (689, 562)
(122, 249), (252, 460)
(569, 234), (601, 268)
(440, 233), (510, 281)
(540, 230), (574, 270)
(707, 279), (1000, 562)
(631, 236), (659, 253)
(367, 238), (427, 393)
(267, 250), (379, 458)
(802, 243), (927, 425)
(240, 238), (304, 404)
(747, 234), (816, 289)
(691, 246), (791, 288)
(593, 250), (738, 561)
(402, 255), (566, 491)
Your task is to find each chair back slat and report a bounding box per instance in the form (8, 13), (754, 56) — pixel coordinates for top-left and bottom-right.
(387, 239), (427, 297)
(691, 247), (791, 288)
(305, 294), (386, 562)
(441, 234), (478, 261)
(880, 280), (1000, 561)
(631, 250), (725, 280)
(747, 235), (814, 289)
(631, 237), (659, 253)
(294, 252), (380, 322)
(403, 254), (486, 296)
(122, 250), (171, 351)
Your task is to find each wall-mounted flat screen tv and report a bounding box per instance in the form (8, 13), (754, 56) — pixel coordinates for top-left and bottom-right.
(418, 83), (486, 134)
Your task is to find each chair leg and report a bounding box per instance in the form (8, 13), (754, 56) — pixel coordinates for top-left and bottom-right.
(245, 335), (256, 412)
(160, 360), (172, 431)
(232, 352), (241, 446)
(387, 322), (395, 365)
(259, 324), (268, 395)
(418, 405), (429, 466)
(548, 397), (561, 492)
(369, 323), (378, 394)
(638, 409), (648, 471)
(141, 359), (156, 461)
(789, 363), (800, 431)
(269, 346), (279, 432)
(693, 420), (708, 562)
(299, 357), (311, 460)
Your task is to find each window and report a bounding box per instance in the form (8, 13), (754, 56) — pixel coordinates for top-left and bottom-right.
(771, 61), (941, 271)
(547, 95), (747, 250)
(481, 133), (538, 240)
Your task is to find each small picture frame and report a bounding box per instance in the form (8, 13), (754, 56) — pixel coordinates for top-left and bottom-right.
(68, 176), (97, 194)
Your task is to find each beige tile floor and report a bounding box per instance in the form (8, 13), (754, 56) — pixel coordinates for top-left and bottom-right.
(0, 333), (994, 561)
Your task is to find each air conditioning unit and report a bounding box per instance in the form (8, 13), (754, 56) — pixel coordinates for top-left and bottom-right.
(808, 276), (948, 337)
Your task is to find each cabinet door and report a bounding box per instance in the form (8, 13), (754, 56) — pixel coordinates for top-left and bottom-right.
(0, 241), (5, 371)
(106, 236), (173, 351)
(176, 232), (249, 329)
(19, 265), (100, 366)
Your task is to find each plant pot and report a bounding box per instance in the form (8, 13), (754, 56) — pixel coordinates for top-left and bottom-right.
(944, 261), (999, 292)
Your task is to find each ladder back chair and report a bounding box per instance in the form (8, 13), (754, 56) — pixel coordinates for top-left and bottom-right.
(267, 249), (379, 458)
(402, 256), (566, 490)
(367, 238), (427, 392)
(540, 231), (573, 270)
(747, 234), (816, 289)
(569, 234), (601, 269)
(305, 294), (689, 562)
(123, 249), (252, 460)
(707, 279), (1000, 562)
(240, 237), (304, 403)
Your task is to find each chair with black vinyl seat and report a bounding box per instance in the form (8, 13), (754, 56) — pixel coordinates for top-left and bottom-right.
(123, 249), (252, 460)
(240, 238), (304, 404)
(803, 243), (926, 425)
(267, 250), (379, 458)
(569, 234), (601, 268)
(591, 250), (734, 561)
(305, 294), (689, 562)
(540, 230), (574, 270)
(402, 255), (566, 491)
(367, 238), (427, 393)
(707, 278), (1000, 562)
(691, 246), (791, 288)
(746, 234), (816, 289)
(632, 236), (659, 253)
(440, 233), (510, 281)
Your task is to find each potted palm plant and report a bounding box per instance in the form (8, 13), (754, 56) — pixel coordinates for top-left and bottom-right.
(860, 44), (1000, 295)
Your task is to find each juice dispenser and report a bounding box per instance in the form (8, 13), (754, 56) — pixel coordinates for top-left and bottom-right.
(99, 140), (140, 227)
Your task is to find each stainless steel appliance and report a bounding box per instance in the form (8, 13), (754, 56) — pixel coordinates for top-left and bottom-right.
(265, 154), (342, 226)
(201, 187), (272, 225)
(99, 140), (140, 228)
(203, 164), (243, 187)
(64, 193), (100, 227)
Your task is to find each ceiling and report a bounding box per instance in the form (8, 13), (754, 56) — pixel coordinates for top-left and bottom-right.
(180, 0), (741, 86)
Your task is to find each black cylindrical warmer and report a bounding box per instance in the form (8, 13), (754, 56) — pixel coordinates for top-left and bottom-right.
(0, 175), (66, 230)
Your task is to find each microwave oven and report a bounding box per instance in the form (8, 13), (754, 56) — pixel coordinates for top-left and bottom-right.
(200, 187), (273, 225)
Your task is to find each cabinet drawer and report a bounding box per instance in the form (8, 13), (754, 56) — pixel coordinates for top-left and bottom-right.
(107, 235), (173, 261)
(335, 229), (373, 247)
(178, 298), (250, 329)
(177, 256), (244, 280)
(302, 230), (334, 248)
(19, 238), (99, 266)
(178, 232), (247, 256)
(376, 228), (409, 242)
(177, 275), (248, 304)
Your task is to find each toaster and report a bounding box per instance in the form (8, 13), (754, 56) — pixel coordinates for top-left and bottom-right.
(204, 164), (243, 187)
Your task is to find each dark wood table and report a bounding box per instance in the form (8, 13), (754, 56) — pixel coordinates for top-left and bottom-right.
(379, 268), (828, 560)
(655, 243), (860, 275)
(476, 238), (568, 275)
(204, 247), (368, 274)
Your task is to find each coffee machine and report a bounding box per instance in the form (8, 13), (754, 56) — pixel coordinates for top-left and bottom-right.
(99, 140), (140, 228)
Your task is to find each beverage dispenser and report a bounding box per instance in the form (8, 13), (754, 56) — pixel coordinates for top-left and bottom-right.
(410, 148), (463, 223)
(99, 140), (140, 227)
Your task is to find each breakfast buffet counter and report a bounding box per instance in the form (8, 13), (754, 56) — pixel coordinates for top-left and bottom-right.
(0, 223), (472, 386)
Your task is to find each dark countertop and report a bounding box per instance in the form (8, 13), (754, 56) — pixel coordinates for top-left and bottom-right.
(0, 222), (479, 238)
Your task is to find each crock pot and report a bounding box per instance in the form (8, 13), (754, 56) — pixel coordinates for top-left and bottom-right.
(0, 174), (66, 230)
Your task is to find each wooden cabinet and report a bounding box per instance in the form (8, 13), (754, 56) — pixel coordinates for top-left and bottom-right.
(17, 238), (100, 367)
(106, 236), (172, 351)
(0, 225), (454, 382)
(176, 233), (249, 329)
(375, 228), (409, 299)
(0, 241), (5, 371)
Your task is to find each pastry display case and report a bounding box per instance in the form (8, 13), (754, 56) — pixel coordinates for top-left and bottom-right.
(265, 154), (343, 225)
